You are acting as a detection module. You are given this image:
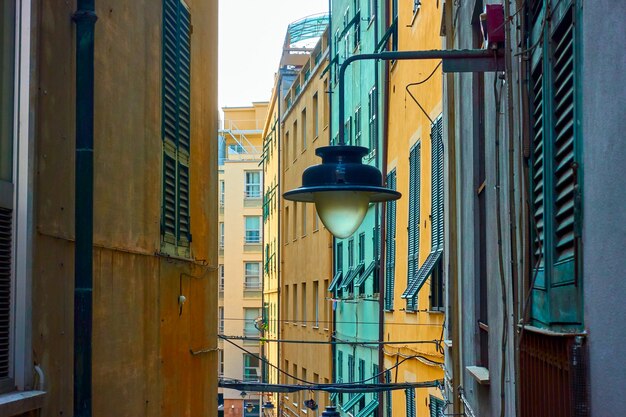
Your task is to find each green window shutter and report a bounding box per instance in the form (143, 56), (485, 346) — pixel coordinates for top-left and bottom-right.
(405, 388), (416, 417)
(429, 395), (445, 417)
(178, 163), (190, 244)
(407, 144), (420, 311)
(162, 152), (177, 241)
(529, 1), (582, 329)
(162, 0), (192, 252)
(177, 3), (191, 153)
(385, 170), (397, 310)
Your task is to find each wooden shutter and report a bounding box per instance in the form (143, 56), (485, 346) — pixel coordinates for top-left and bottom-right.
(385, 370), (392, 417)
(162, 153), (177, 240)
(178, 163), (190, 244)
(0, 207), (11, 379)
(177, 4), (191, 153)
(529, 1), (582, 328)
(405, 388), (416, 417)
(385, 170), (397, 310)
(162, 0), (192, 250)
(407, 144), (420, 310)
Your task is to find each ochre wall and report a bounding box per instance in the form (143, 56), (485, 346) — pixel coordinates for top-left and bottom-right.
(384, 0), (445, 416)
(32, 0), (218, 416)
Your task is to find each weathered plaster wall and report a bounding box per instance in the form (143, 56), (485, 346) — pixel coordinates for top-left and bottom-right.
(32, 0), (218, 415)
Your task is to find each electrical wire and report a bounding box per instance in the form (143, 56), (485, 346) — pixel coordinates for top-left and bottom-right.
(493, 73), (510, 417)
(219, 334), (441, 387)
(405, 61), (443, 125)
(220, 334), (441, 347)
(221, 317), (442, 326)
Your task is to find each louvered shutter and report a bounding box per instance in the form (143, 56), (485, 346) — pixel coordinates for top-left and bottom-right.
(407, 145), (420, 311)
(162, 0), (179, 149)
(177, 4), (191, 153)
(162, 0), (192, 251)
(385, 170), (397, 310)
(529, 1), (582, 327)
(0, 207), (11, 379)
(163, 153), (177, 241)
(405, 388), (416, 417)
(178, 163), (190, 244)
(435, 119), (444, 248)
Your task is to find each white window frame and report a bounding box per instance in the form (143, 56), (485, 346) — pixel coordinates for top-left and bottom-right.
(243, 308), (260, 338)
(244, 262), (261, 290)
(244, 171), (261, 199)
(244, 216), (261, 244)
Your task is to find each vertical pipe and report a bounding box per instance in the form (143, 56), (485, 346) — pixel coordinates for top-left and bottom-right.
(72, 1), (96, 416)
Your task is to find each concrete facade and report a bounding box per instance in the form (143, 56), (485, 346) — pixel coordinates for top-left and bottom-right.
(1, 0), (219, 416)
(219, 104), (267, 417)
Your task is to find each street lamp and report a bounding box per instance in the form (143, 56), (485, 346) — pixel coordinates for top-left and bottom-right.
(283, 49), (504, 239)
(262, 401), (275, 417)
(283, 145), (400, 238)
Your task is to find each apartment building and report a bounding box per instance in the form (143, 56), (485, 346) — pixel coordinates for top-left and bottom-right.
(219, 103), (268, 417)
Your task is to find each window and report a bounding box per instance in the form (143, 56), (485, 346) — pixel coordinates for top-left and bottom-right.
(354, 107), (362, 146)
(161, 0), (192, 255)
(293, 284), (298, 323)
(219, 180), (225, 206)
(385, 370), (392, 417)
(384, 170), (397, 311)
(245, 216), (261, 244)
(368, 87), (377, 152)
(244, 308), (260, 337)
(245, 171), (261, 198)
(301, 203), (307, 237)
(0, 0), (16, 393)
(284, 131), (290, 168)
(219, 264), (224, 292)
(292, 202), (298, 241)
(344, 117), (352, 145)
(528, 0), (582, 328)
(348, 238), (354, 269)
(244, 262), (261, 290)
(284, 285), (290, 321)
(218, 307), (224, 333)
(243, 353), (260, 381)
(405, 388), (416, 417)
(323, 79), (329, 127)
(429, 395), (445, 417)
(301, 109), (307, 150)
(313, 281), (320, 326)
(218, 350), (224, 376)
(219, 222), (224, 248)
(314, 211), (320, 232)
(313, 93), (319, 138)
(358, 232), (366, 265)
(323, 278), (330, 327)
(406, 144), (421, 311)
(292, 120), (298, 161)
(430, 119), (444, 311)
(343, 8), (350, 59)
(301, 282), (307, 324)
(368, 0), (375, 20)
(337, 242), (344, 271)
(228, 143), (244, 154)
(348, 355), (355, 384)
(284, 206), (290, 244)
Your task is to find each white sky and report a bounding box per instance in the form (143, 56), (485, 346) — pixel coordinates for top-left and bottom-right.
(218, 0), (329, 110)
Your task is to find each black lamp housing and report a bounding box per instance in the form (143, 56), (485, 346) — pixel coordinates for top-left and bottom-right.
(283, 145), (401, 203)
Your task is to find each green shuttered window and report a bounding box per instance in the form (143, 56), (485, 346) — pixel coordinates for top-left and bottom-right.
(406, 144), (421, 311)
(384, 170), (397, 311)
(405, 388), (416, 417)
(162, 0), (192, 255)
(529, 0), (582, 329)
(429, 395), (445, 417)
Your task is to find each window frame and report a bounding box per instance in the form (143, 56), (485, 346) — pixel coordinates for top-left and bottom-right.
(244, 171), (261, 199)
(244, 216), (262, 244)
(244, 262), (261, 290)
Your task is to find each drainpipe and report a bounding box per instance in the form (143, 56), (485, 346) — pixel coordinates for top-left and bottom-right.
(72, 1), (97, 416)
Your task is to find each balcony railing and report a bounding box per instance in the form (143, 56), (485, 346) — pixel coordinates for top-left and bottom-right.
(244, 281), (262, 291)
(244, 234), (261, 244)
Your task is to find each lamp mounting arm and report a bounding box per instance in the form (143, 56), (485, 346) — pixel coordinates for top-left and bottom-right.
(337, 48), (504, 145)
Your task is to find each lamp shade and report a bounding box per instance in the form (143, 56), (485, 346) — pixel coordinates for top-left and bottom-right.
(283, 146), (401, 238)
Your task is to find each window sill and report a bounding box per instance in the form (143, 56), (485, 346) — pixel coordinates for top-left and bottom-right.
(301, 324), (307, 327)
(466, 366), (490, 385)
(0, 390), (46, 416)
(312, 326), (320, 330)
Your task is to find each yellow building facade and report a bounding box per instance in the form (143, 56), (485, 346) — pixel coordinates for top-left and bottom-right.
(383, 1), (445, 416)
(219, 104), (268, 416)
(279, 30), (334, 416)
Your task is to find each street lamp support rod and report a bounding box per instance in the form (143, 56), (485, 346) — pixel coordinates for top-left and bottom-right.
(337, 48), (504, 145)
